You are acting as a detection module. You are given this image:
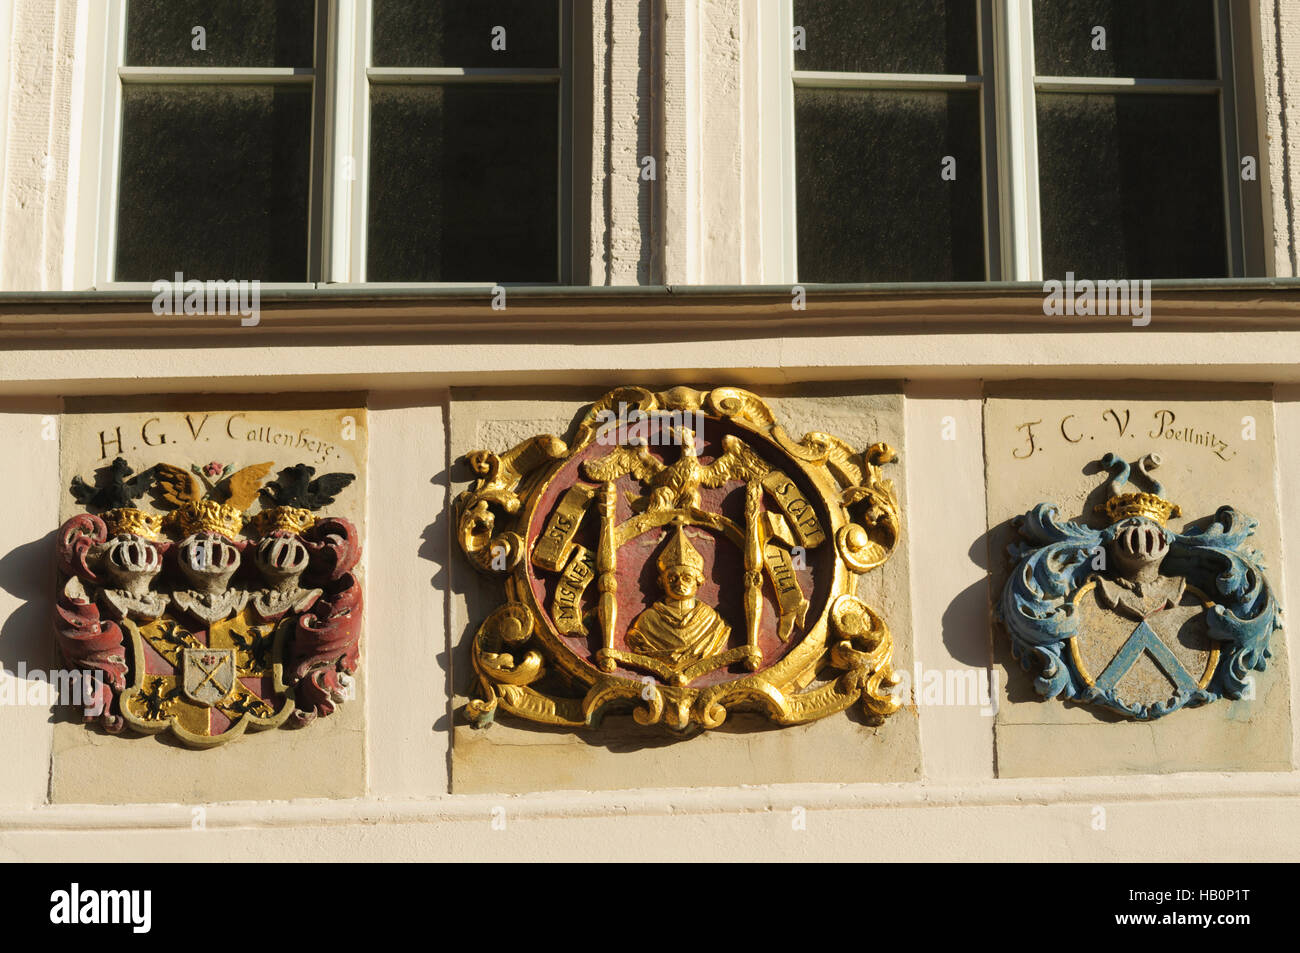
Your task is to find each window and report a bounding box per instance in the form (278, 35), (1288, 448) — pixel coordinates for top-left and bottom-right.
(366, 0), (569, 283)
(779, 0), (1261, 283)
(114, 0), (317, 283)
(92, 0), (576, 286)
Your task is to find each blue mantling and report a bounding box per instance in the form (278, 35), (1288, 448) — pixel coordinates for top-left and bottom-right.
(999, 503), (1281, 719)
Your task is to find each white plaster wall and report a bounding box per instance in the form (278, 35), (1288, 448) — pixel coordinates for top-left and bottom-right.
(0, 371), (1291, 860)
(1259, 0), (1300, 277)
(0, 0), (76, 291)
(590, 0), (662, 284)
(0, 361), (1288, 861)
(5, 779), (1300, 861)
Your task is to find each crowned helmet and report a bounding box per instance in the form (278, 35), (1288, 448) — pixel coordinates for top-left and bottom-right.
(102, 507), (164, 541)
(1093, 452), (1182, 526)
(164, 499), (245, 540)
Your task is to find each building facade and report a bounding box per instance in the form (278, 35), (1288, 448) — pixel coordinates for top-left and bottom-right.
(1, 0), (1300, 861)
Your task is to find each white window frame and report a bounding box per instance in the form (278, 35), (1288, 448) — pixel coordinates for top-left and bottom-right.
(71, 0), (575, 291)
(761, 0), (1261, 284)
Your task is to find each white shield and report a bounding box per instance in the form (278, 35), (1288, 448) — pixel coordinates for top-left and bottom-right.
(182, 648), (236, 707)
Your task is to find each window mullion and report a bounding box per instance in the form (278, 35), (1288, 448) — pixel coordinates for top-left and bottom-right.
(792, 70), (981, 90)
(1034, 76), (1222, 93)
(117, 66), (313, 83)
(350, 0), (371, 282)
(319, 0), (358, 283)
(96, 0), (128, 287)
(978, 0), (1000, 281)
(993, 0), (1041, 281)
(558, 0), (572, 284)
(1215, 0), (1245, 276)
(779, 0), (797, 283)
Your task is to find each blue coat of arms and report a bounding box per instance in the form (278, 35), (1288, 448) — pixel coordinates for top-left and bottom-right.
(999, 452), (1282, 719)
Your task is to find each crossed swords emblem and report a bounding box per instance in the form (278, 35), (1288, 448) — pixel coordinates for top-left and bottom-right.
(183, 649), (235, 705)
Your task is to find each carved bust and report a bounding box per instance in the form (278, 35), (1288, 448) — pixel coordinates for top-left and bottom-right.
(625, 525), (731, 667)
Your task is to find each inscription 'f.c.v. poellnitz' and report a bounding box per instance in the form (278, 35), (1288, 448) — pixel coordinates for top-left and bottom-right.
(455, 385), (904, 733)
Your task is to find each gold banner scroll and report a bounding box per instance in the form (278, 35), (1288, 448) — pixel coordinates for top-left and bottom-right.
(761, 471), (827, 547)
(552, 545), (597, 635)
(533, 483), (597, 571)
(763, 542), (809, 642)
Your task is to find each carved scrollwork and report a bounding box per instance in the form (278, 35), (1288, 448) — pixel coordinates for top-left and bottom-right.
(455, 386), (905, 734)
(837, 442), (901, 573)
(456, 436), (567, 574)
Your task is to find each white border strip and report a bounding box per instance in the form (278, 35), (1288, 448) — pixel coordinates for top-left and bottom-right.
(2, 771), (1297, 830)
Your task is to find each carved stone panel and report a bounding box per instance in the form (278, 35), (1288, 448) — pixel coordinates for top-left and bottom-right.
(51, 396), (367, 803)
(985, 383), (1292, 778)
(450, 384), (921, 794)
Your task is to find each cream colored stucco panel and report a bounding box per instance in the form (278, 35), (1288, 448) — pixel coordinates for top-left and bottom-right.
(985, 383), (1291, 778)
(51, 395), (368, 804)
(4, 778), (1300, 861)
(447, 383), (920, 795)
(364, 392), (451, 797)
(1272, 384), (1300, 772)
(904, 383), (995, 781)
(0, 400), (61, 807)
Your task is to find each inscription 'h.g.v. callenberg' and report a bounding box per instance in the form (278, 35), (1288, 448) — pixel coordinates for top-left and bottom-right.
(56, 458), (362, 748)
(455, 385), (904, 733)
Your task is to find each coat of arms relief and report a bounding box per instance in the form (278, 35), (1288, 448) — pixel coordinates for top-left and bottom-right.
(455, 385), (905, 732)
(1000, 452), (1282, 719)
(56, 458), (363, 747)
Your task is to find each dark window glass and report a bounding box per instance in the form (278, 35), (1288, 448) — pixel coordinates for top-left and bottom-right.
(795, 88), (985, 282)
(1037, 93), (1226, 278)
(372, 0), (559, 68)
(367, 84), (559, 282)
(793, 0), (979, 75)
(115, 85), (312, 281)
(1032, 0), (1217, 79)
(125, 0), (315, 68)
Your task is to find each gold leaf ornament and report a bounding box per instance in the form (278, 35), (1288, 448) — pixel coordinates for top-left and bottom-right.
(456, 387), (906, 733)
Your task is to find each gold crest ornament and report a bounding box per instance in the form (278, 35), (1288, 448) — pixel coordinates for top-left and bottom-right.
(455, 386), (905, 732)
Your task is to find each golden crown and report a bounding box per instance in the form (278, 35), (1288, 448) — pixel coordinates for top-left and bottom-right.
(1094, 491), (1182, 526)
(165, 499), (245, 539)
(658, 525), (705, 573)
(102, 507), (164, 541)
(248, 506), (317, 537)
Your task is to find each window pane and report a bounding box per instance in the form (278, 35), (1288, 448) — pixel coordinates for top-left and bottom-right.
(1037, 93), (1226, 278)
(372, 0), (560, 68)
(792, 0), (979, 75)
(115, 85), (312, 281)
(367, 84), (559, 282)
(794, 88), (985, 282)
(125, 0), (315, 68)
(1032, 0), (1217, 79)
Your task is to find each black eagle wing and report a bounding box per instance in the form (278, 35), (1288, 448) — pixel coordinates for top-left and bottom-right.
(69, 475), (97, 506)
(121, 464), (155, 502)
(304, 472), (356, 509)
